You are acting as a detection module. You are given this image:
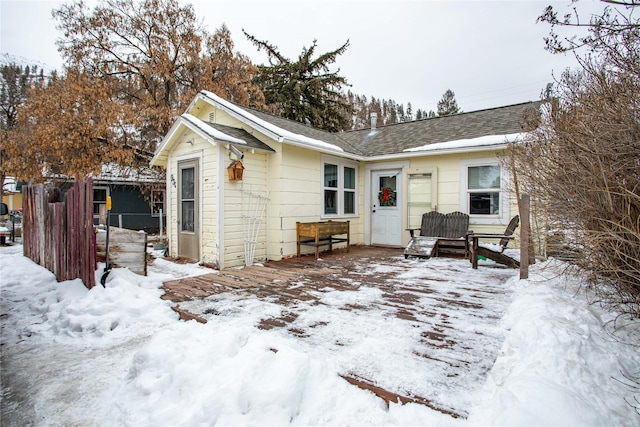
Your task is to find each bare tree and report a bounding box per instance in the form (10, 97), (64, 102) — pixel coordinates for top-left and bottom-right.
(54, 0), (264, 150)
(0, 64), (48, 194)
(509, 1), (640, 315)
(4, 70), (137, 182)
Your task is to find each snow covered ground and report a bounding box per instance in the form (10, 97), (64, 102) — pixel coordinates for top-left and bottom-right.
(1, 243), (639, 426)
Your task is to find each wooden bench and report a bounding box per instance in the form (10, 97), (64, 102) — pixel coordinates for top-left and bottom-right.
(297, 220), (350, 260)
(404, 211), (470, 259)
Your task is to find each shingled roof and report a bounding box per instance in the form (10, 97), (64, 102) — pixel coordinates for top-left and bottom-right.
(244, 107), (360, 153)
(204, 122), (275, 153)
(341, 101), (541, 156)
(239, 101), (541, 157)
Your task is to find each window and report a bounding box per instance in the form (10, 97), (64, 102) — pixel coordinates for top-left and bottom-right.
(468, 165), (500, 215)
(181, 166), (195, 232)
(460, 159), (508, 224)
(324, 163), (338, 214)
(93, 186), (109, 225)
(151, 189), (165, 216)
(323, 156), (358, 216)
(344, 166), (356, 214)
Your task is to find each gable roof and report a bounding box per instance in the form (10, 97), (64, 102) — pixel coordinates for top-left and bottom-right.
(151, 110), (275, 166)
(153, 91), (541, 165)
(197, 91), (347, 154)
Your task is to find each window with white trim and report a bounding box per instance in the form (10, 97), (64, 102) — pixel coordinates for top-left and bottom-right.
(468, 165), (501, 215)
(460, 159), (508, 224)
(151, 189), (166, 217)
(323, 157), (357, 216)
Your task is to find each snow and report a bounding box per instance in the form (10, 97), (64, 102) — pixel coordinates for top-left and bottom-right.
(0, 53), (56, 75)
(200, 90), (345, 153)
(404, 132), (526, 153)
(1, 243), (639, 426)
(181, 113), (249, 145)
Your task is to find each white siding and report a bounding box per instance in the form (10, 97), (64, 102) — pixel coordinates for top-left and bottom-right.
(222, 149), (269, 268)
(165, 131), (218, 264)
(266, 145), (365, 260)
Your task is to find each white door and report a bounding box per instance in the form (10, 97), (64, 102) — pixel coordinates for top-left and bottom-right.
(371, 170), (402, 246)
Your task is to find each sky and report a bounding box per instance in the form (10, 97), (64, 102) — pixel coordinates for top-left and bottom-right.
(0, 0), (606, 113)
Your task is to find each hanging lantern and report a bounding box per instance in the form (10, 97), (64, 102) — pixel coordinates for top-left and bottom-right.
(227, 160), (245, 181)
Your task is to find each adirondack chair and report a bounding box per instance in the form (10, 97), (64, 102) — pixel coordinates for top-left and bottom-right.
(404, 211), (470, 259)
(468, 215), (520, 269)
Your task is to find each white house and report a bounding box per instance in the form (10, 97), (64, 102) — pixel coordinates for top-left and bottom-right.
(151, 90), (539, 269)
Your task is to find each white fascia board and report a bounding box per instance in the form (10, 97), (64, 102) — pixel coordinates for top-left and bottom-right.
(364, 143), (511, 162)
(182, 114), (247, 145)
(280, 136), (344, 155)
(317, 142), (511, 163)
(150, 118), (183, 167)
(198, 91), (283, 142)
(151, 114), (250, 167)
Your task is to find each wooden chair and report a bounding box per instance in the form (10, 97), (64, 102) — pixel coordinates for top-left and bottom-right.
(404, 211), (470, 259)
(468, 215), (520, 269)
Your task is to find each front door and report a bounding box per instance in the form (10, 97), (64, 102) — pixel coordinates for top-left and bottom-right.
(371, 170), (402, 246)
(178, 160), (199, 260)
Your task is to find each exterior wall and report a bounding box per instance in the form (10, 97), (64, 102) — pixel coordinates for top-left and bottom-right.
(265, 145), (366, 261)
(405, 149), (516, 239)
(192, 106), (270, 268)
(102, 184), (164, 233)
(165, 130), (218, 265)
(200, 143), (219, 266)
(222, 149), (269, 268)
(2, 192), (22, 212)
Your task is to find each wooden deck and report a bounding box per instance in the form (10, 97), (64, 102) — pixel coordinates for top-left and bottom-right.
(159, 245), (516, 418)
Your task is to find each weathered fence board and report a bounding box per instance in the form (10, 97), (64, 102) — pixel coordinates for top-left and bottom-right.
(22, 180), (96, 288)
(96, 227), (147, 276)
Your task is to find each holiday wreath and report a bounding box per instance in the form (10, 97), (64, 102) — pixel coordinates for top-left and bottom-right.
(378, 187), (396, 206)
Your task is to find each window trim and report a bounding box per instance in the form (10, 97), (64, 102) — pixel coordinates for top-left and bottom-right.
(150, 189), (166, 217)
(459, 158), (509, 225)
(321, 155), (358, 218)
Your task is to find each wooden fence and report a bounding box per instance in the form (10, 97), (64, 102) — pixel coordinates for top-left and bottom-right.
(22, 179), (97, 288)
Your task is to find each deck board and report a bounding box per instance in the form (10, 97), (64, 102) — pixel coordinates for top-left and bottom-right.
(157, 246), (515, 419)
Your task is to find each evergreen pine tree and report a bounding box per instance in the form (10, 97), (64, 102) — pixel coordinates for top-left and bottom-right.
(437, 89), (461, 116)
(244, 31), (352, 132)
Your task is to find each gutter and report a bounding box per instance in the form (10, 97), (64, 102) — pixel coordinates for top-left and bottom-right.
(310, 142), (511, 163)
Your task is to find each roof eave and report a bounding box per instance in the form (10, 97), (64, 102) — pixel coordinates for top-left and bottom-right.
(150, 119), (184, 167)
(151, 115), (245, 168)
(364, 143), (510, 162)
(198, 91), (285, 143)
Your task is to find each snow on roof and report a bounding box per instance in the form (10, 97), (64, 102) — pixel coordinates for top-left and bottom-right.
(200, 91), (344, 153)
(2, 177), (18, 193)
(403, 132), (526, 153)
(182, 114), (247, 145)
(94, 163), (163, 184)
